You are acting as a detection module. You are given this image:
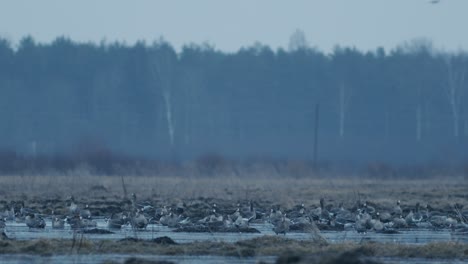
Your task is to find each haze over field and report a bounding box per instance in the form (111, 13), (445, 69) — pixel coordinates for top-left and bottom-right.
(0, 1), (467, 174)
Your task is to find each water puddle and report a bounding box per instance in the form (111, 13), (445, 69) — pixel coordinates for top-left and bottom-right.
(0, 254), (276, 264)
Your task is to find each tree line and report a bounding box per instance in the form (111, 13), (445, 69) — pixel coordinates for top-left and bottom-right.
(0, 35), (467, 168)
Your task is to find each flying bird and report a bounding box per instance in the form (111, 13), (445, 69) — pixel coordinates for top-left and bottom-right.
(429, 0), (440, 4)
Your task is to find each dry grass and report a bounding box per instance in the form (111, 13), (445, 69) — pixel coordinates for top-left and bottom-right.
(0, 174), (466, 210)
(0, 236), (467, 259)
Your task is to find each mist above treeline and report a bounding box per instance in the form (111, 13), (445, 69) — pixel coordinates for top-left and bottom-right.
(0, 34), (467, 175)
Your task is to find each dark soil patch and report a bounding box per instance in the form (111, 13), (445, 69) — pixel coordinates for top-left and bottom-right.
(79, 228), (114, 234)
(124, 257), (175, 264)
(152, 236), (177, 245)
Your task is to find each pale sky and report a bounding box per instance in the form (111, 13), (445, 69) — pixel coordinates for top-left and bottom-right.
(0, 0), (467, 53)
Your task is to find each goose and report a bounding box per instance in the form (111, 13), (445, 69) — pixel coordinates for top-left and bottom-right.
(319, 198), (332, 221)
(244, 201), (257, 220)
(309, 204), (322, 221)
(405, 210), (415, 226)
(355, 210), (369, 233)
(131, 210), (148, 229)
(412, 203), (423, 223)
(273, 214), (291, 235)
(378, 211), (392, 223)
(363, 202), (376, 215)
(67, 196), (79, 216)
(392, 200), (402, 216)
(359, 209), (372, 229)
(299, 203), (306, 215)
(334, 205), (355, 227)
(208, 209), (223, 223)
(355, 219), (367, 233)
(230, 208), (241, 220)
(79, 205), (91, 219)
(66, 215), (83, 229)
(131, 193), (137, 209)
(269, 208), (283, 225)
(392, 215), (408, 228)
(234, 215), (250, 228)
(19, 201), (36, 217)
(178, 216), (191, 226)
(224, 215), (235, 228)
(106, 213), (126, 229)
(234, 209), (256, 228)
(25, 213), (46, 229)
(160, 212), (183, 228)
(370, 214), (384, 232)
(294, 215), (313, 225)
(81, 217), (98, 228)
(2, 203), (15, 221)
(52, 217), (65, 229)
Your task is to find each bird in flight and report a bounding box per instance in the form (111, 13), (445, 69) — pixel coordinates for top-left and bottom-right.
(429, 0), (440, 4)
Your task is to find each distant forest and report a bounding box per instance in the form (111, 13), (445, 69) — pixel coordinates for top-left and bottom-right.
(0, 35), (467, 172)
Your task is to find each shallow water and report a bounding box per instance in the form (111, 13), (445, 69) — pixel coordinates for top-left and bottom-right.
(4, 220), (467, 244)
(1, 254), (467, 264)
(0, 254), (276, 264)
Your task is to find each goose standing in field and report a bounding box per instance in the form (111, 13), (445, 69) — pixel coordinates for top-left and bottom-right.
(333, 210), (355, 229)
(131, 210), (148, 229)
(207, 209), (224, 224)
(2, 203), (15, 221)
(106, 213), (126, 229)
(412, 203), (423, 222)
(392, 215), (408, 228)
(19, 201), (36, 221)
(273, 214), (291, 235)
(363, 202), (376, 216)
(405, 210), (415, 226)
(25, 213), (46, 229)
(370, 213), (384, 232)
(67, 196), (79, 216)
(160, 211), (184, 228)
(378, 210), (392, 223)
(309, 203), (322, 221)
(234, 208), (256, 228)
(269, 208), (283, 225)
(355, 210), (369, 233)
(245, 201), (257, 220)
(230, 208), (241, 221)
(52, 217), (65, 229)
(392, 200), (402, 216)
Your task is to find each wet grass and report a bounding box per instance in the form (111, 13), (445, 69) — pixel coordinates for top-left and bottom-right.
(0, 174), (467, 213)
(0, 236), (467, 259)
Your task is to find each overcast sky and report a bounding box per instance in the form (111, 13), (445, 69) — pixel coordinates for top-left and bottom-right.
(0, 0), (467, 53)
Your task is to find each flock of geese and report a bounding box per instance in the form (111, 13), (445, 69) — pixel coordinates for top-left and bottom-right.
(1, 196), (467, 235)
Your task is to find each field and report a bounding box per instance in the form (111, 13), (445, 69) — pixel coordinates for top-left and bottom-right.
(1, 173), (467, 263)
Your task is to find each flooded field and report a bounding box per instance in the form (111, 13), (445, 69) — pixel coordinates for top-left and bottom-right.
(3, 220), (467, 244)
(1, 175), (467, 263)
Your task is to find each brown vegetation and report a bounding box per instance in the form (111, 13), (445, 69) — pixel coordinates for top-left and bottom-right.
(0, 236), (467, 259)
(0, 174), (466, 213)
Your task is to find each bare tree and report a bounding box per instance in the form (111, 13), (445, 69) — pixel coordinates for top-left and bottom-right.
(338, 82), (352, 139)
(444, 55), (467, 138)
(149, 42), (178, 148)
